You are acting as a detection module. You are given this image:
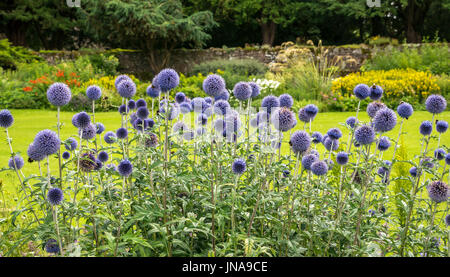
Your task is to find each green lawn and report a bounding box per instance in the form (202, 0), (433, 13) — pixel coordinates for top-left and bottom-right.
(0, 109), (449, 209)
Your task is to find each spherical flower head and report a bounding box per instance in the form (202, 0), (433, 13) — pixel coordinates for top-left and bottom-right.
(445, 214), (450, 227)
(118, 104), (129, 115)
(167, 104), (180, 121)
(136, 106), (149, 120)
(232, 158), (246, 175)
(336, 152), (349, 165)
(81, 124), (96, 140)
(355, 125), (375, 145)
(346, 116), (358, 129)
(304, 104), (319, 119)
(157, 68), (179, 92)
(261, 95), (280, 114)
(427, 180), (449, 203)
(213, 100), (231, 116)
(302, 154), (318, 170)
(196, 127), (207, 136)
(145, 118), (155, 129)
(104, 131), (116, 144)
(311, 160), (328, 176)
(75, 112), (91, 128)
(419, 120), (433, 136)
(297, 108), (310, 123)
(377, 136), (391, 151)
(174, 92), (186, 104)
(8, 155), (24, 170)
(47, 187), (63, 205)
(214, 118), (226, 133)
(397, 102), (413, 119)
(191, 97), (207, 114)
(224, 113), (241, 134)
(179, 102), (192, 114)
(116, 127), (128, 139)
(47, 82), (71, 106)
(183, 130), (195, 141)
(96, 122), (105, 134)
(203, 74), (225, 97)
(204, 97), (212, 105)
(436, 120), (448, 133)
(118, 159), (133, 177)
(128, 99), (136, 110)
(366, 101), (386, 118)
(324, 137), (339, 151)
(373, 108), (397, 133)
(132, 119), (146, 132)
(434, 148), (446, 160)
(197, 114), (208, 125)
(289, 131), (311, 154)
(425, 94), (447, 114)
(233, 82), (252, 101)
(421, 157), (434, 169)
(27, 143), (45, 162)
(279, 94), (293, 108)
(446, 153), (450, 165)
(135, 99), (146, 109)
(86, 85), (102, 101)
(409, 166), (420, 177)
(146, 84), (160, 98)
(327, 127), (342, 140)
(145, 132), (159, 148)
(0, 109), (14, 128)
(115, 75), (132, 90)
(117, 79), (136, 99)
(215, 90), (230, 101)
(62, 151), (70, 160)
(173, 121), (187, 133)
(249, 82), (260, 98)
(353, 84), (370, 100)
(377, 160), (392, 176)
(44, 239), (60, 254)
(65, 138), (77, 151)
(369, 85), (383, 101)
(283, 170), (290, 178)
(310, 132), (323, 144)
(94, 159), (103, 171)
(34, 129), (60, 156)
(271, 107), (295, 132)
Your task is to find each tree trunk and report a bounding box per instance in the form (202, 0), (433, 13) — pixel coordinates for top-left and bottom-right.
(260, 20), (276, 46)
(405, 0), (432, 43)
(7, 21), (27, 46)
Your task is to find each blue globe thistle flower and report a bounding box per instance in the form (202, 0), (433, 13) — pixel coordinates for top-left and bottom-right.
(373, 108), (397, 133)
(157, 68), (180, 92)
(117, 79), (136, 99)
(118, 104), (129, 115)
(71, 114), (80, 128)
(62, 151), (70, 160)
(203, 74), (225, 97)
(94, 159), (103, 171)
(297, 108), (310, 123)
(196, 127), (207, 136)
(179, 102), (192, 114)
(421, 157), (434, 169)
(425, 94), (447, 114)
(106, 163), (117, 172)
(336, 152), (349, 165)
(232, 158), (246, 175)
(27, 143), (45, 162)
(311, 160), (328, 176)
(309, 149), (320, 158)
(409, 166), (420, 177)
(419, 120), (433, 136)
(96, 122), (105, 134)
(47, 82), (71, 106)
(145, 118), (155, 129)
(249, 82), (260, 98)
(173, 121), (187, 133)
(279, 94), (293, 108)
(133, 118), (148, 132)
(327, 128), (342, 140)
(304, 104), (319, 119)
(116, 127), (128, 139)
(446, 153), (450, 165)
(353, 84), (370, 100)
(325, 158), (335, 170)
(65, 138), (77, 151)
(74, 112), (91, 128)
(86, 85), (102, 101)
(427, 180), (449, 203)
(214, 118), (226, 133)
(283, 170), (290, 178)
(445, 214), (450, 227)
(146, 84), (160, 98)
(191, 97), (207, 114)
(213, 100), (231, 116)
(436, 120), (448, 133)
(215, 90), (230, 101)
(8, 155), (24, 170)
(366, 101), (386, 118)
(225, 113), (241, 133)
(47, 187), (63, 205)
(255, 111), (269, 126)
(166, 104), (180, 120)
(261, 95), (280, 114)
(324, 137), (339, 151)
(137, 106), (149, 120)
(197, 114), (208, 125)
(174, 92), (186, 104)
(377, 160), (392, 176)
(44, 239), (60, 254)
(434, 148), (446, 160)
(114, 75), (132, 90)
(136, 98), (147, 109)
(369, 84), (383, 100)
(289, 131), (311, 154)
(104, 131), (116, 144)
(204, 97), (213, 105)
(302, 154), (318, 170)
(397, 102), (413, 119)
(346, 116), (358, 128)
(355, 125), (375, 145)
(118, 159), (133, 177)
(81, 124), (96, 140)
(271, 107), (295, 132)
(233, 82), (252, 101)
(144, 132), (159, 148)
(97, 151), (108, 163)
(0, 109), (14, 128)
(377, 136), (391, 151)
(183, 130), (195, 141)
(311, 132), (323, 144)
(127, 99), (136, 110)
(34, 129), (60, 156)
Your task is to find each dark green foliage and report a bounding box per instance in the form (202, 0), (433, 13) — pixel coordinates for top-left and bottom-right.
(0, 39), (42, 69)
(191, 59), (267, 77)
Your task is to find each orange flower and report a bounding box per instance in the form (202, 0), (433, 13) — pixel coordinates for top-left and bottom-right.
(23, 86), (32, 92)
(56, 70), (64, 77)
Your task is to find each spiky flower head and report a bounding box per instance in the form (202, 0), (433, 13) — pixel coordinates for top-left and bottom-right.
(116, 127), (128, 139)
(34, 129), (60, 156)
(304, 104), (319, 119)
(136, 98), (147, 109)
(65, 138), (77, 151)
(156, 68), (179, 92)
(297, 108), (310, 123)
(279, 94), (293, 108)
(179, 102), (192, 114)
(197, 114), (208, 125)
(203, 74), (225, 97)
(104, 131), (116, 144)
(446, 153), (450, 165)
(204, 97), (212, 104)
(75, 112), (91, 128)
(355, 125), (375, 145)
(81, 124), (96, 140)
(224, 113), (241, 134)
(445, 214), (450, 227)
(369, 84), (383, 100)
(336, 152), (349, 165)
(377, 136), (391, 151)
(346, 116), (358, 128)
(249, 82), (260, 98)
(289, 131), (311, 154)
(128, 99), (136, 110)
(62, 151), (70, 160)
(271, 107), (295, 132)
(8, 155), (24, 170)
(47, 187), (63, 205)
(427, 180), (449, 203)
(86, 85), (102, 101)
(95, 122), (105, 135)
(137, 106), (149, 120)
(191, 97), (207, 114)
(436, 120), (448, 133)
(233, 82), (252, 101)
(373, 108), (397, 133)
(97, 151), (109, 163)
(44, 239), (60, 254)
(311, 132), (323, 144)
(27, 143), (45, 162)
(419, 120), (433, 136)
(397, 102), (413, 119)
(118, 159), (133, 177)
(117, 79), (136, 99)
(327, 127), (342, 140)
(311, 160), (328, 176)
(173, 121), (187, 134)
(175, 92), (186, 104)
(145, 118), (155, 129)
(232, 158), (246, 175)
(353, 84), (370, 100)
(115, 75), (132, 89)
(434, 148), (446, 160)
(213, 100), (231, 116)
(0, 109), (14, 128)
(47, 82), (71, 106)
(146, 84), (160, 98)
(377, 160), (392, 176)
(323, 137), (339, 151)
(367, 101), (386, 118)
(261, 95), (280, 114)
(425, 94), (447, 114)
(215, 90), (230, 101)
(118, 104), (129, 115)
(302, 154), (318, 170)
(409, 166), (420, 177)
(214, 118), (226, 133)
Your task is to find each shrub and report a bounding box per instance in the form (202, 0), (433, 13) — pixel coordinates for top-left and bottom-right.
(0, 39), (42, 70)
(191, 59), (267, 78)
